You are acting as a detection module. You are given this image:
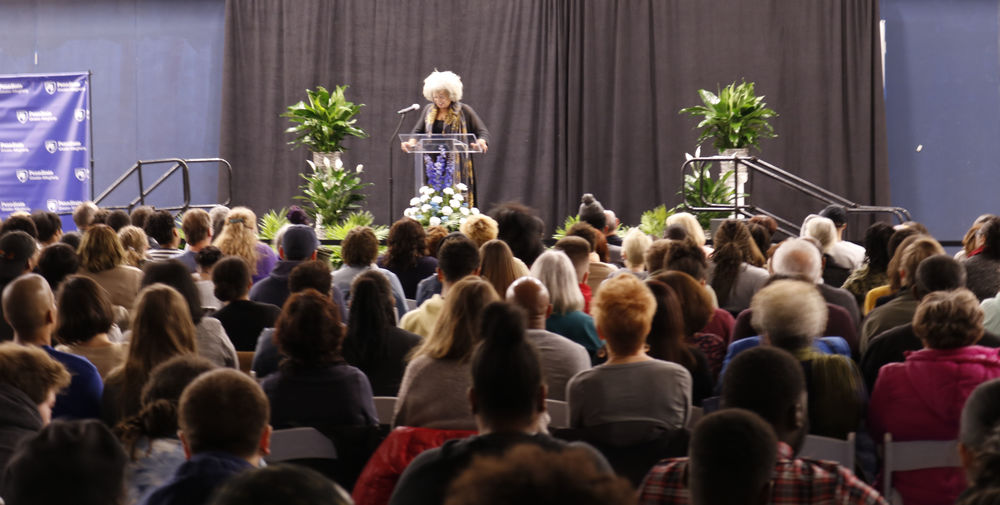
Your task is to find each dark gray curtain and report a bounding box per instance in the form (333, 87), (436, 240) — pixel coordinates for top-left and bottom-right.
(220, 0), (887, 236)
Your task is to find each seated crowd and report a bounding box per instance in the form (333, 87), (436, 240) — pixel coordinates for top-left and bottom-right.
(3, 197), (1000, 505)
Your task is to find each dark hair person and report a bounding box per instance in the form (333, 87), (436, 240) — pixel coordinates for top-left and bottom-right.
(378, 217), (438, 298)
(211, 256), (281, 352)
(708, 220), (768, 314)
(54, 275), (125, 378)
(645, 280), (713, 405)
(843, 221), (896, 305)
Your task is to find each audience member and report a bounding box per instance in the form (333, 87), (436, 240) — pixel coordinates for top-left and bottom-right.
(209, 464), (354, 505)
(73, 201), (99, 232)
(30, 209), (62, 245)
(771, 237), (861, 329)
(78, 224), (144, 310)
(208, 205), (230, 241)
(530, 250), (602, 363)
(566, 221), (618, 294)
(141, 369), (271, 505)
(194, 245), (223, 311)
(36, 242), (79, 292)
(106, 209), (132, 232)
(639, 346), (885, 504)
(1, 419), (127, 505)
(0, 342), (71, 482)
(870, 288), (1000, 505)
(567, 275), (691, 429)
(116, 355), (216, 505)
(343, 270), (422, 396)
(3, 273), (102, 420)
(214, 206), (277, 282)
(490, 201), (546, 267)
(645, 280), (713, 405)
(119, 225), (151, 268)
(378, 217), (438, 298)
(176, 209), (213, 273)
(746, 221), (773, 265)
(665, 212), (710, 255)
(965, 217), (1000, 301)
(0, 231), (40, 341)
(102, 284), (197, 426)
(578, 193), (607, 231)
(394, 277), (499, 430)
(211, 257), (280, 351)
(553, 235), (595, 312)
(479, 239), (527, 298)
(401, 234), (480, 337)
(863, 228), (924, 314)
(425, 224), (449, 258)
(957, 379), (1000, 501)
(145, 210), (184, 262)
(819, 204), (867, 271)
(389, 301), (612, 505)
(957, 214), (997, 261)
(505, 276), (590, 401)
(689, 409), (778, 505)
(459, 213), (499, 249)
(249, 224), (346, 316)
(262, 289), (377, 429)
(802, 216), (852, 287)
(332, 226), (408, 317)
(604, 209), (623, 245)
(843, 221), (895, 305)
(654, 271), (727, 379)
(59, 230), (82, 249)
(615, 227), (651, 279)
(664, 238), (735, 343)
(130, 205), (154, 229)
(644, 238), (673, 274)
(54, 275), (127, 378)
(708, 220), (768, 314)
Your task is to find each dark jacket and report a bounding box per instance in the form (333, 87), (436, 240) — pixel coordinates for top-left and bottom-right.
(211, 300), (281, 351)
(0, 384), (42, 488)
(261, 362), (379, 428)
(249, 260), (348, 320)
(141, 451), (253, 505)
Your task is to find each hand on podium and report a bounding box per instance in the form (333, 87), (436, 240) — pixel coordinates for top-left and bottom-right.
(476, 138), (488, 153)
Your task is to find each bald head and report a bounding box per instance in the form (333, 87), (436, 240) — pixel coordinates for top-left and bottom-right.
(505, 276), (551, 329)
(2, 274), (57, 344)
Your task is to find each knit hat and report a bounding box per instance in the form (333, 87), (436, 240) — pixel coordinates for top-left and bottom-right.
(281, 225), (319, 261)
(819, 205), (848, 227)
(0, 231), (37, 281)
(578, 193), (607, 230)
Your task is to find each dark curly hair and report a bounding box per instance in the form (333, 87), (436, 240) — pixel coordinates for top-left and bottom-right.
(382, 218), (427, 270)
(275, 289), (344, 369)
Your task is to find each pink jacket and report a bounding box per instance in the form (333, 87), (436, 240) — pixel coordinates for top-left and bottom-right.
(869, 345), (1000, 505)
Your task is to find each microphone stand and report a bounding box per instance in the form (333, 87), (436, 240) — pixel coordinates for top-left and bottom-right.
(388, 111), (410, 221)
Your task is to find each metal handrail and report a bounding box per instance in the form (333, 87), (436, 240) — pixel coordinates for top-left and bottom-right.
(680, 155), (911, 238)
(92, 157), (233, 214)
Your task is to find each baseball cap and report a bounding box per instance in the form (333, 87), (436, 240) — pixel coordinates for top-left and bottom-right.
(281, 225), (319, 261)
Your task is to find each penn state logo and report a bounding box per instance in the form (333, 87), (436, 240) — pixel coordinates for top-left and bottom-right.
(45, 140), (57, 154)
(16, 170), (27, 183)
(16, 110), (28, 124)
(75, 168), (89, 181)
(74, 109), (86, 122)
(47, 200), (59, 212)
(43, 81), (56, 94)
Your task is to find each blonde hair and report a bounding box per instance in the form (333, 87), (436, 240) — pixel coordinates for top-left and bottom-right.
(622, 228), (652, 269)
(412, 277), (498, 361)
(460, 214), (498, 248)
(479, 240), (520, 298)
(422, 70), (463, 102)
(666, 212), (706, 246)
(529, 250), (583, 314)
(118, 225), (149, 268)
(593, 275), (656, 355)
(213, 207), (260, 275)
(79, 224), (125, 273)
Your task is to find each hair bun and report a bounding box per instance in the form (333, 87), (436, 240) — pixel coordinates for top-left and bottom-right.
(581, 193), (596, 205)
(479, 302), (527, 349)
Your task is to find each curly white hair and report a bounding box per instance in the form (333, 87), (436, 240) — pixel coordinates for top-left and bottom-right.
(422, 70), (463, 102)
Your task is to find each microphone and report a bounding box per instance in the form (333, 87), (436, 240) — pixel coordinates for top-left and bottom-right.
(396, 103), (420, 114)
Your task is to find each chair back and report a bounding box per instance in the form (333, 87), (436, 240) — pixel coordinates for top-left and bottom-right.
(546, 399), (569, 429)
(799, 432), (856, 473)
(882, 433), (961, 505)
(267, 427), (338, 463)
(405, 298), (418, 311)
(374, 396), (397, 426)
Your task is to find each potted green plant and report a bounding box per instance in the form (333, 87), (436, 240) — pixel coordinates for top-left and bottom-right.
(679, 80), (777, 153)
(283, 85), (370, 166)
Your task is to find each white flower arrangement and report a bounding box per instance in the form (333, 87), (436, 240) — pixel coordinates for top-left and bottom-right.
(403, 184), (479, 231)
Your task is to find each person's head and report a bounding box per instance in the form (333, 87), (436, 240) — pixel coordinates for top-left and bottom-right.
(423, 70), (463, 107)
(746, 222), (772, 264)
(529, 250), (583, 314)
(445, 444), (636, 505)
(644, 239), (673, 273)
(978, 217), (1000, 260)
(644, 280), (693, 369)
(819, 204), (848, 230)
(553, 235), (590, 283)
(689, 409), (778, 505)
(770, 238), (823, 283)
(210, 464), (353, 505)
(142, 259), (204, 324)
(181, 208), (212, 247)
(567, 221), (609, 262)
(622, 228), (652, 270)
(2, 274), (56, 343)
(384, 218), (427, 269)
(437, 234), (481, 285)
(747, 215), (778, 235)
(0, 342), (71, 425)
(604, 209), (619, 234)
(653, 270), (715, 337)
(117, 225), (149, 267)
(54, 276), (113, 346)
(710, 220), (765, 306)
(144, 209), (178, 248)
(280, 224), (319, 261)
(861, 221), (895, 273)
(195, 245), (223, 274)
(913, 288), (984, 350)
(78, 224), (126, 273)
(72, 201), (99, 231)
(343, 270), (395, 366)
(722, 346), (808, 450)
(425, 225), (449, 257)
(129, 205), (154, 229)
(592, 275), (656, 358)
(460, 214), (499, 249)
(803, 216), (837, 254)
(178, 369), (270, 461)
(274, 289), (344, 369)
(897, 236), (946, 290)
(470, 301), (542, 430)
(341, 226), (379, 267)
(750, 280), (827, 352)
(208, 205), (231, 239)
(664, 224), (688, 241)
(36, 243), (79, 292)
(479, 239), (521, 298)
(665, 212), (706, 247)
(289, 260), (332, 296)
(413, 277), (499, 361)
(665, 237), (709, 281)
(505, 276), (551, 327)
(30, 210), (62, 244)
(912, 255), (965, 299)
(0, 215), (38, 240)
(59, 231), (81, 250)
(960, 379), (1000, 483)
(577, 193), (607, 230)
(1, 419), (127, 505)
(0, 230), (38, 281)
(105, 209), (131, 232)
(489, 202), (545, 266)
(213, 256), (252, 303)
(214, 206), (260, 274)
(126, 284), (198, 391)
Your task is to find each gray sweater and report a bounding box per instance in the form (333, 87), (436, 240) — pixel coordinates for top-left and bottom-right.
(567, 358), (692, 430)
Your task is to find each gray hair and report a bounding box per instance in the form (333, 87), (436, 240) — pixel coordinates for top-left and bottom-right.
(750, 279), (828, 351)
(803, 216), (838, 254)
(529, 250), (583, 314)
(771, 238), (823, 283)
(622, 228), (652, 269)
(422, 70), (463, 102)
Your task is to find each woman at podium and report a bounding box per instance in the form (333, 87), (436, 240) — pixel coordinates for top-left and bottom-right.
(401, 70), (490, 205)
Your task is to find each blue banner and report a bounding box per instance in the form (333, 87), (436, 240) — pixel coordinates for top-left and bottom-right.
(0, 72), (91, 230)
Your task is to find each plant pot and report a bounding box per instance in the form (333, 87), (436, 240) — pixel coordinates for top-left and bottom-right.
(312, 151), (342, 168)
(720, 148), (750, 217)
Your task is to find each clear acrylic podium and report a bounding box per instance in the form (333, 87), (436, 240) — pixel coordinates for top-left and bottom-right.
(399, 133), (483, 197)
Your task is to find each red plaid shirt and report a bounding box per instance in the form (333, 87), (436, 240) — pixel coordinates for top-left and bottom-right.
(638, 442), (887, 505)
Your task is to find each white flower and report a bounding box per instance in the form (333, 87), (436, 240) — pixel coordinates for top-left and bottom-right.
(454, 194), (464, 201)
(456, 182), (468, 191)
(355, 164), (364, 173)
(421, 204), (432, 212)
(441, 207), (453, 216)
(449, 199), (460, 208)
(460, 207), (470, 216)
(420, 194), (430, 203)
(410, 197), (421, 206)
(429, 216), (442, 227)
(443, 187), (454, 195)
(306, 160), (318, 172)
(334, 157), (344, 170)
(403, 208), (415, 218)
(471, 207), (480, 215)
(419, 186), (432, 195)
(431, 196), (443, 204)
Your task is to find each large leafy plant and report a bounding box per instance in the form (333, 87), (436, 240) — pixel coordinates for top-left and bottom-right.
(679, 80), (777, 151)
(681, 162), (738, 229)
(296, 156), (372, 228)
(283, 85), (369, 153)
